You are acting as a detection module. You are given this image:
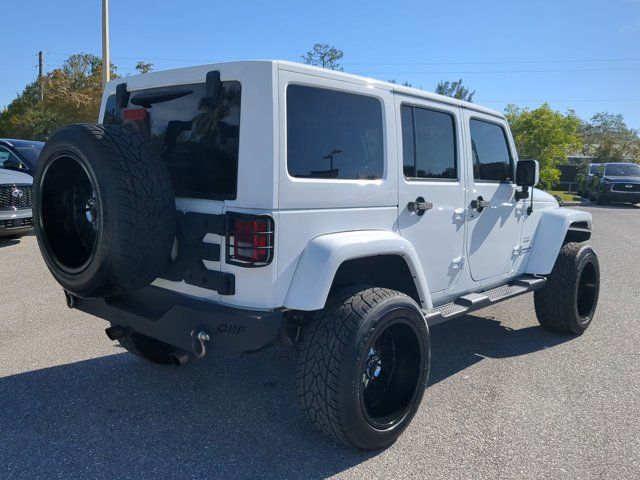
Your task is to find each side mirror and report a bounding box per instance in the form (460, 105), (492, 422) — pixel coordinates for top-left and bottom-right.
(3, 157), (23, 171)
(516, 159), (540, 187)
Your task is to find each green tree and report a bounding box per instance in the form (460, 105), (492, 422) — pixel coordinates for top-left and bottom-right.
(581, 112), (640, 163)
(302, 43), (344, 70)
(435, 79), (475, 102)
(135, 61), (154, 74)
(505, 103), (583, 189)
(0, 53), (116, 140)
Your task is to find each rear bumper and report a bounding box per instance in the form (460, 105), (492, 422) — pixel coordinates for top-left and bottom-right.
(0, 209), (33, 236)
(72, 285), (284, 355)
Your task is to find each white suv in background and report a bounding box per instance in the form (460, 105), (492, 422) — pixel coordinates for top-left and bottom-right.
(33, 61), (600, 450)
(0, 168), (33, 238)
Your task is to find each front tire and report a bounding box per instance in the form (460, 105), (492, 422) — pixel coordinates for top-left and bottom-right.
(296, 287), (430, 450)
(534, 243), (600, 335)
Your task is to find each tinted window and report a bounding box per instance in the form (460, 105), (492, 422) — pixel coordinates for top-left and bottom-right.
(401, 105), (456, 179)
(287, 85), (383, 180)
(0, 147), (28, 172)
(589, 164), (600, 174)
(470, 119), (513, 182)
(604, 164), (640, 177)
(104, 81), (241, 200)
(14, 146), (42, 168)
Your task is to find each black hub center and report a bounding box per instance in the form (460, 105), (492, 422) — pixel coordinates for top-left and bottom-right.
(360, 321), (422, 429)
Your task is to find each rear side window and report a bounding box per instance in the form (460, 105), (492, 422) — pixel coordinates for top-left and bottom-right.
(470, 119), (513, 182)
(401, 105), (457, 179)
(104, 81), (241, 200)
(287, 85), (384, 180)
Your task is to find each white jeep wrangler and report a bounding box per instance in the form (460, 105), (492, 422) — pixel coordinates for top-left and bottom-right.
(33, 61), (600, 450)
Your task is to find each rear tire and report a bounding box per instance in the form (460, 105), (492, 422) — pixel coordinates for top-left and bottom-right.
(296, 287), (430, 450)
(534, 243), (600, 335)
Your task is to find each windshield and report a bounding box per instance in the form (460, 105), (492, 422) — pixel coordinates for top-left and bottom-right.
(604, 164), (640, 177)
(589, 164), (600, 174)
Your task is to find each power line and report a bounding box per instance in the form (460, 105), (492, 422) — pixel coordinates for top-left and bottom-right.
(44, 52), (640, 67)
(354, 67), (640, 75)
(479, 99), (640, 103)
(344, 57), (640, 66)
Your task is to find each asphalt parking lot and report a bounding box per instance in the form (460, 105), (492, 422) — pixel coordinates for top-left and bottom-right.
(1, 205), (639, 479)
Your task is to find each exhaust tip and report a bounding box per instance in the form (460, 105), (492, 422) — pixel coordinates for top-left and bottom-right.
(64, 290), (76, 309)
(170, 351), (190, 367)
(105, 325), (130, 341)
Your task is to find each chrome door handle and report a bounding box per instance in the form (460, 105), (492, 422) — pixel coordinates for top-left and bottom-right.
(471, 196), (491, 213)
(408, 196), (433, 216)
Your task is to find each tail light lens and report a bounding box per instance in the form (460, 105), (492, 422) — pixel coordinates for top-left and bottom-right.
(227, 213), (274, 266)
(122, 108), (148, 121)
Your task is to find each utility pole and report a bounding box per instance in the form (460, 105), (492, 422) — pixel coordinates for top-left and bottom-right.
(38, 51), (44, 101)
(102, 0), (110, 89)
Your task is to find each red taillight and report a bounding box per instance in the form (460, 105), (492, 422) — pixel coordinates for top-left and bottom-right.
(122, 108), (148, 121)
(227, 214), (274, 266)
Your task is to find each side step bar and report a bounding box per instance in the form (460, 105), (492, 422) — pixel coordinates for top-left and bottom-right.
(423, 275), (546, 325)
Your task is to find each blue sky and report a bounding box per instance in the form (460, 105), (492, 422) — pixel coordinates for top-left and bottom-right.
(2, 0), (640, 127)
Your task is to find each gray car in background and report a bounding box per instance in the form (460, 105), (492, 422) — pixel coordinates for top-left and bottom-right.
(0, 167), (34, 238)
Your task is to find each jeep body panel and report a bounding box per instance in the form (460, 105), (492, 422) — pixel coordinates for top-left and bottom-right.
(284, 229), (431, 310)
(525, 205), (592, 275)
(95, 60), (593, 319)
(100, 61), (279, 210)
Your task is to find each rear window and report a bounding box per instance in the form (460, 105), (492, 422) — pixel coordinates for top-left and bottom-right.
(286, 85), (384, 180)
(104, 81), (241, 200)
(401, 105), (457, 180)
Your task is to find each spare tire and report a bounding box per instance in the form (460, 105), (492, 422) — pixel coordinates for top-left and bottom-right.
(34, 123), (176, 298)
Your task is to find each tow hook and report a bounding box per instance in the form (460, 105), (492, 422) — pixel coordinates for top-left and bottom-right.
(63, 290), (76, 309)
(192, 330), (211, 359)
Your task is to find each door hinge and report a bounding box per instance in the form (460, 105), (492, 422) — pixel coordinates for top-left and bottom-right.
(451, 256), (465, 270)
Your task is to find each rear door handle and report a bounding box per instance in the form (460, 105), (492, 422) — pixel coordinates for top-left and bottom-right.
(407, 196), (433, 216)
(471, 196), (491, 213)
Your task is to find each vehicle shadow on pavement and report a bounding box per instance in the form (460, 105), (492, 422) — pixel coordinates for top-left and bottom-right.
(0, 348), (375, 479)
(429, 314), (573, 386)
(0, 315), (573, 479)
(0, 238), (20, 248)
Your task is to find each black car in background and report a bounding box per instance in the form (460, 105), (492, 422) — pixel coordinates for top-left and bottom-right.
(589, 162), (640, 205)
(0, 138), (44, 175)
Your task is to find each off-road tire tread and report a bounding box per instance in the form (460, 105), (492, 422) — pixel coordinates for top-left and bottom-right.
(44, 123), (175, 297)
(296, 287), (407, 447)
(534, 242), (596, 334)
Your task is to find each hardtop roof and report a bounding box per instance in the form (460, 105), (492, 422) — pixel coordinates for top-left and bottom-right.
(105, 60), (505, 120)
